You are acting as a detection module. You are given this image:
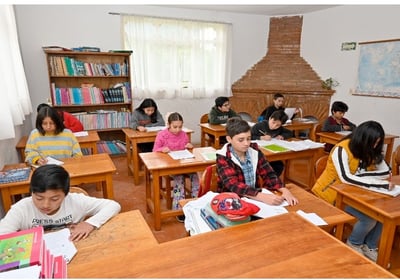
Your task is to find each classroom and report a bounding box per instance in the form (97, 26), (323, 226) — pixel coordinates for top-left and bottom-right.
(1, 2), (400, 277)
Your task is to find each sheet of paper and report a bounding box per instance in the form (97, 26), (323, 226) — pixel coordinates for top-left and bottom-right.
(296, 210), (327, 226)
(168, 149), (195, 160)
(0, 264), (41, 278)
(201, 151), (216, 161)
(43, 228), (77, 263)
(242, 197), (288, 218)
(145, 126), (166, 132)
(358, 184), (400, 197)
(73, 131), (89, 137)
(46, 156), (64, 165)
(335, 131), (352, 136)
(284, 108), (296, 120)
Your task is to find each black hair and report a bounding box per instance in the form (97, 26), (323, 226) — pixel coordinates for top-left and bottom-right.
(273, 93), (284, 100)
(331, 101), (349, 114)
(37, 103), (51, 113)
(226, 117), (250, 138)
(135, 98), (159, 123)
(30, 164), (70, 195)
(347, 120), (385, 168)
(270, 110), (288, 124)
(215, 96), (230, 107)
(36, 106), (65, 135)
(167, 112), (183, 124)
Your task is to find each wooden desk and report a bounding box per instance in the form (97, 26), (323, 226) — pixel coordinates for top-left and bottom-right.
(199, 123), (226, 149)
(69, 210), (158, 268)
(15, 131), (100, 162)
(67, 212), (395, 278)
(122, 128), (194, 185)
(140, 147), (216, 230)
(0, 153), (116, 212)
(330, 176), (400, 269)
(283, 120), (317, 138)
(317, 131), (398, 163)
(260, 143), (324, 190)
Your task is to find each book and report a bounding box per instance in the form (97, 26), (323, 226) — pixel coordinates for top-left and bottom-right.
(359, 184), (400, 197)
(43, 228), (77, 264)
(201, 151), (217, 161)
(0, 167), (31, 184)
(0, 226), (44, 272)
(262, 143), (291, 153)
(168, 149), (195, 160)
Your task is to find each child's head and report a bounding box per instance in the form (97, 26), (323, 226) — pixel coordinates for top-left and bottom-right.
(272, 93), (285, 108)
(137, 98), (158, 119)
(331, 101), (349, 120)
(36, 103), (51, 113)
(30, 165), (70, 215)
(215, 96), (231, 112)
(349, 120), (384, 166)
(167, 112), (184, 135)
(36, 106), (64, 135)
(226, 117), (251, 154)
(268, 110), (288, 129)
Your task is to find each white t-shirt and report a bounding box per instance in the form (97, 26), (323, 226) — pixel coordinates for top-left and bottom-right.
(0, 193), (121, 234)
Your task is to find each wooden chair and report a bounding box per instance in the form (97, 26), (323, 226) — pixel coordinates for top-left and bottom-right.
(237, 112), (253, 122)
(200, 113), (215, 147)
(392, 145), (400, 176)
(314, 155), (329, 179)
(200, 113), (209, 123)
(198, 164), (217, 197)
(70, 186), (89, 196)
(309, 122), (322, 142)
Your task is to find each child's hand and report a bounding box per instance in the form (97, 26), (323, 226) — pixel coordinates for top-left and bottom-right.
(185, 143), (194, 149)
(162, 147), (170, 153)
(137, 126), (147, 132)
(261, 135), (272, 141)
(68, 222), (95, 242)
(275, 135), (284, 140)
(255, 192), (285, 205)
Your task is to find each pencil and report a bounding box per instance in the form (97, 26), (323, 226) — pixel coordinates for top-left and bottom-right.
(258, 130), (267, 135)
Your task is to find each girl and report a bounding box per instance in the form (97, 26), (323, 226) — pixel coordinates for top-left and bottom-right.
(25, 106), (82, 165)
(131, 98), (165, 152)
(312, 120), (393, 263)
(152, 112), (199, 222)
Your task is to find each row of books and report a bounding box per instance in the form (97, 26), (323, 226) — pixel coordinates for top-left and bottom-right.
(96, 140), (127, 155)
(48, 56), (129, 77)
(73, 111), (131, 130)
(0, 167), (31, 184)
(0, 227), (68, 278)
(51, 82), (132, 105)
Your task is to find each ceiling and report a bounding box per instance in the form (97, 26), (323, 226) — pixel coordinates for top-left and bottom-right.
(162, 5), (339, 16)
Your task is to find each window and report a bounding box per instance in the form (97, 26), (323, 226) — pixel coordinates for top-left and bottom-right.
(0, 5), (32, 140)
(122, 15), (232, 99)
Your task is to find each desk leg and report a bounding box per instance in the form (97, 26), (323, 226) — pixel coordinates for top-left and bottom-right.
(1, 188), (13, 212)
(153, 171), (162, 231)
(335, 223), (344, 241)
(133, 140), (140, 185)
(214, 136), (220, 149)
(377, 220), (395, 269)
(126, 135), (132, 176)
(200, 130), (206, 147)
(145, 167), (151, 213)
(385, 140), (394, 164)
(103, 174), (114, 199)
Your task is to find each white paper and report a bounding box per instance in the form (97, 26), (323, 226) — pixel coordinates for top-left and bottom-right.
(296, 210), (328, 226)
(253, 139), (325, 152)
(358, 184), (400, 197)
(73, 131), (89, 137)
(201, 151), (216, 161)
(145, 126), (166, 132)
(168, 149), (195, 160)
(43, 228), (77, 263)
(284, 108), (296, 120)
(46, 156), (64, 165)
(0, 264), (41, 279)
(335, 131), (352, 136)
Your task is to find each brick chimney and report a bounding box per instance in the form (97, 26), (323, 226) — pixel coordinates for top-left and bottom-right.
(230, 16), (334, 121)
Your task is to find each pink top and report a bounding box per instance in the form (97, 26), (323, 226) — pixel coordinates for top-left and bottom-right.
(152, 129), (189, 152)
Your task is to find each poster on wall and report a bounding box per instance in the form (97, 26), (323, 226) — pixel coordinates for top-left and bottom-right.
(354, 39), (400, 98)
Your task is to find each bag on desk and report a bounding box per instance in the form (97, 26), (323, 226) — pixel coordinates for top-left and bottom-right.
(210, 192), (260, 221)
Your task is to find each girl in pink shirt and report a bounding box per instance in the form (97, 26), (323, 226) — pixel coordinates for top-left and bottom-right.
(153, 112), (199, 217)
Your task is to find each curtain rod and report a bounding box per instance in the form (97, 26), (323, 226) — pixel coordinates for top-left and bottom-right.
(109, 12), (232, 25)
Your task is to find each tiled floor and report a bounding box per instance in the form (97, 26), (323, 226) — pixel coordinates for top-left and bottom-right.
(86, 155), (400, 276)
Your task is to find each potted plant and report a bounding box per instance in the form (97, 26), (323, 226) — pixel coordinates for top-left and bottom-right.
(322, 78), (339, 90)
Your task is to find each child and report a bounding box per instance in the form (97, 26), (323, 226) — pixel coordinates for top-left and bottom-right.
(250, 110), (293, 176)
(130, 98), (165, 152)
(152, 112), (199, 222)
(208, 96), (238, 125)
(312, 120), (392, 263)
(37, 103), (84, 132)
(25, 106), (82, 165)
(322, 101), (356, 132)
(0, 165), (121, 241)
(259, 93), (298, 121)
(216, 117), (298, 206)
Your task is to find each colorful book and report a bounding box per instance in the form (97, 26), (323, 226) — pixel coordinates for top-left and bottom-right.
(0, 226), (44, 272)
(262, 143), (291, 153)
(200, 204), (250, 230)
(0, 167), (31, 184)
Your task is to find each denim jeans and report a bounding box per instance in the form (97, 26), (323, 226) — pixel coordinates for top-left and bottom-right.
(345, 206), (382, 249)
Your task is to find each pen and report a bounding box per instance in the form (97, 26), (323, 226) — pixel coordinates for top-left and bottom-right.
(258, 129), (267, 135)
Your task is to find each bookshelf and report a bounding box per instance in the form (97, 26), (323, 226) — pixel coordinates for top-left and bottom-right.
(43, 50), (133, 142)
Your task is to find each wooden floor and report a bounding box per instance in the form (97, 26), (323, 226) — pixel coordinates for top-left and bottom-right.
(85, 155), (400, 276)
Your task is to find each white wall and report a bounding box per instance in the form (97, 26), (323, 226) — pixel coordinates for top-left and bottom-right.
(2, 4), (400, 170)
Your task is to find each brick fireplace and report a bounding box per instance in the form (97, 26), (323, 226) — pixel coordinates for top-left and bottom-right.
(230, 16), (334, 122)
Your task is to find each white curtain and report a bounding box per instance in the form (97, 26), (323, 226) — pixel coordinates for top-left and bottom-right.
(0, 5), (32, 140)
(122, 15), (232, 99)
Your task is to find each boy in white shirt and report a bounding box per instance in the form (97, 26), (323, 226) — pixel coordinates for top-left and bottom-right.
(0, 165), (121, 241)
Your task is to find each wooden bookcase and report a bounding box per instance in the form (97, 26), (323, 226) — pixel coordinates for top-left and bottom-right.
(43, 50), (133, 142)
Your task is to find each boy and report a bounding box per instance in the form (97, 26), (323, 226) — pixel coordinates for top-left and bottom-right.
(216, 117), (298, 206)
(259, 93), (299, 121)
(322, 101), (356, 132)
(250, 110), (293, 176)
(0, 165), (121, 241)
(208, 96), (238, 125)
